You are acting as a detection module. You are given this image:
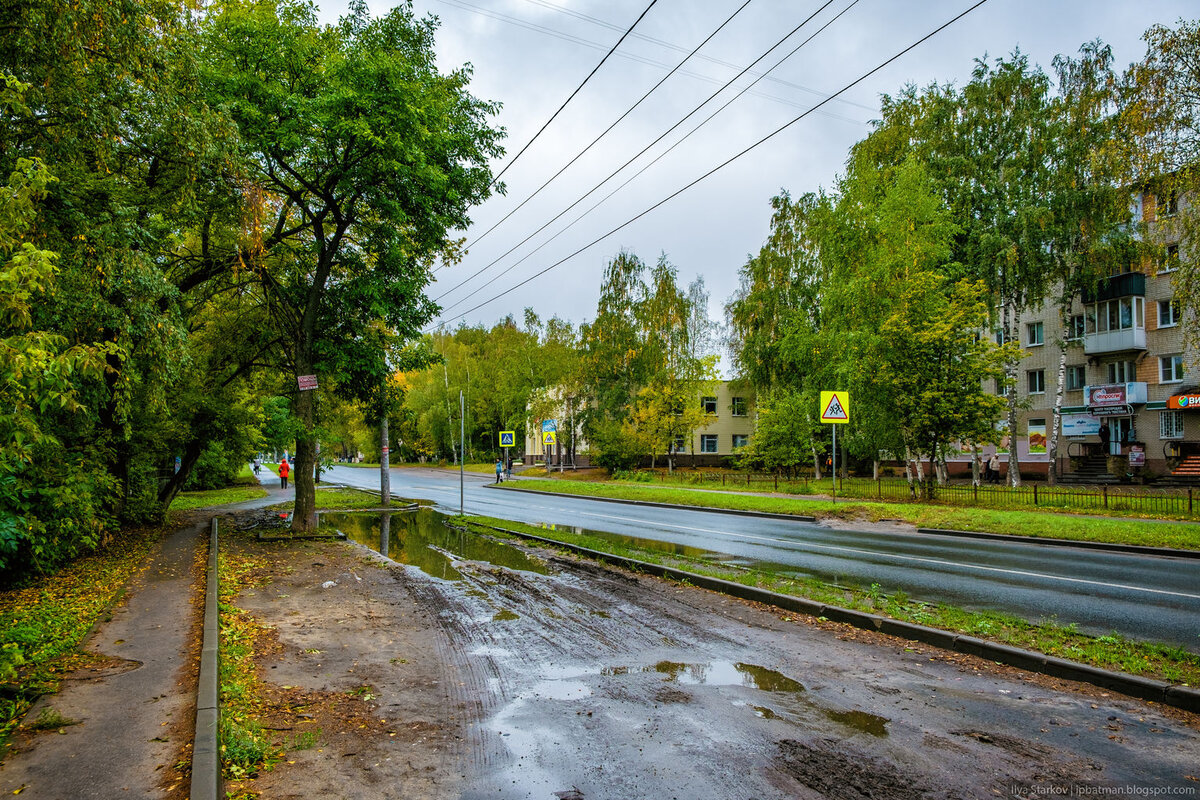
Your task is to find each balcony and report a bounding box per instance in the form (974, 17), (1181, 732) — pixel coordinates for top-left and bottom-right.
(1081, 272), (1145, 304)
(1083, 326), (1146, 355)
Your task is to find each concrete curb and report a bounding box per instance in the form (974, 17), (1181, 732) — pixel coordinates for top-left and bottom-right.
(492, 483), (1200, 559)
(916, 527), (1200, 559)
(191, 516), (221, 800)
(474, 522), (1200, 716)
(487, 484), (817, 523)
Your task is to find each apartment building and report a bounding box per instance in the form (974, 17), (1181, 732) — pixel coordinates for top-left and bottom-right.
(525, 381), (756, 467)
(998, 185), (1195, 480)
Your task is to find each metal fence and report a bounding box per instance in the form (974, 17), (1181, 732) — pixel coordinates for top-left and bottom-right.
(636, 470), (1200, 517)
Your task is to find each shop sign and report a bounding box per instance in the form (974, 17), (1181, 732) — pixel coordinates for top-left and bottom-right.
(1085, 383), (1127, 407)
(1091, 404), (1133, 417)
(1062, 414), (1100, 437)
(1129, 445), (1146, 467)
(1168, 394), (1200, 410)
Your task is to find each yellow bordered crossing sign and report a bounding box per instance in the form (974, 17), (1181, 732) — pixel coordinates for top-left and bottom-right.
(542, 431), (557, 446)
(819, 391), (850, 424)
(499, 431), (515, 447)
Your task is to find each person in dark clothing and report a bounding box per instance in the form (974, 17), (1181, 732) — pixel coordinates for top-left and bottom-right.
(1099, 422), (1111, 455)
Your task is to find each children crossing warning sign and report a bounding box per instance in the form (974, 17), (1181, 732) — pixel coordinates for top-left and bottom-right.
(819, 391), (850, 424)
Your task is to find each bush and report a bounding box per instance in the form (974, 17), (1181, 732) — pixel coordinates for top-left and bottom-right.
(587, 419), (646, 474)
(185, 441), (241, 491)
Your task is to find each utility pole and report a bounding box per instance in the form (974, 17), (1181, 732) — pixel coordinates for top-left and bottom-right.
(380, 416), (390, 506)
(459, 390), (465, 516)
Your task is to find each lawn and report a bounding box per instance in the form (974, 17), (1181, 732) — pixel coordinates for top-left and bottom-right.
(499, 479), (1200, 551)
(267, 486), (417, 511)
(170, 485), (268, 512)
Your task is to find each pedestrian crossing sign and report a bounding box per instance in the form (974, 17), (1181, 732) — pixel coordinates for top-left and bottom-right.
(499, 431), (515, 447)
(819, 391), (850, 424)
(542, 431), (557, 446)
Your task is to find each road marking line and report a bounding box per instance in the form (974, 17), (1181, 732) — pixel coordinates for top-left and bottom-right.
(575, 511), (1200, 601)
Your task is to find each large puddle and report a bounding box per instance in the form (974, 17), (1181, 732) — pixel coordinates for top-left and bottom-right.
(321, 509), (550, 581)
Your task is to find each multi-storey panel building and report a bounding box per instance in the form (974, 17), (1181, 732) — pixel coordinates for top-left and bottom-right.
(998, 186), (1195, 480)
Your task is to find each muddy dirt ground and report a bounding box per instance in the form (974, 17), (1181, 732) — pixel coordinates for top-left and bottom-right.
(222, 514), (1200, 800)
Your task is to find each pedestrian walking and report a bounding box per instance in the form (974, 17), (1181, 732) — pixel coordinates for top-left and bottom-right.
(495, 458), (503, 484)
(279, 457), (290, 489)
(505, 458), (512, 481)
(1099, 421), (1111, 456)
(987, 453), (1001, 484)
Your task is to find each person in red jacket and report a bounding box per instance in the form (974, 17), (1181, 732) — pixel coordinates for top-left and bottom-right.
(279, 457), (290, 489)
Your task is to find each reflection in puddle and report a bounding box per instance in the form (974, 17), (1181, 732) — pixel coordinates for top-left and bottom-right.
(602, 660), (807, 693)
(322, 509), (550, 581)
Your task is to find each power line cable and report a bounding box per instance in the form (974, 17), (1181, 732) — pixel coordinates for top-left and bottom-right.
(432, 0), (991, 329)
(434, 0), (841, 307)
(460, 0), (756, 255)
(516, 0), (878, 113)
(488, 0), (661, 190)
(437, 0), (861, 317)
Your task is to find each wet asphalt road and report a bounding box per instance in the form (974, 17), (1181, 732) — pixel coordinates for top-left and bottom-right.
(321, 466), (1200, 652)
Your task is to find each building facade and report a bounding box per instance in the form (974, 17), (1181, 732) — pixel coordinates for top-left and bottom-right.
(525, 382), (756, 467)
(996, 185), (1196, 480)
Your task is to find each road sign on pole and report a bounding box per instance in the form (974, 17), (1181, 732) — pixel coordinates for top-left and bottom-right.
(819, 391), (850, 424)
(542, 431), (557, 446)
(499, 431), (515, 448)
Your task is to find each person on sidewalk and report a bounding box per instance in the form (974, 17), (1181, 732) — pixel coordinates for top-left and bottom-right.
(279, 457), (290, 489)
(987, 453), (1001, 484)
(495, 458), (503, 484)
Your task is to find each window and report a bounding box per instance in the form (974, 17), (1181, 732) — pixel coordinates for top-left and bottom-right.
(996, 378), (1010, 397)
(1027, 369), (1046, 394)
(995, 329), (1009, 346)
(1065, 365), (1086, 391)
(1026, 321), (1044, 346)
(1067, 314), (1085, 341)
(672, 435), (686, 453)
(1106, 360), (1137, 383)
(731, 396), (747, 417)
(1087, 297), (1144, 333)
(1161, 411), (1185, 439)
(1161, 244), (1180, 273)
(700, 434), (718, 453)
(1161, 354), (1185, 383)
(732, 434), (749, 449)
(1163, 188), (1179, 217)
(701, 396), (717, 415)
(1159, 299), (1180, 328)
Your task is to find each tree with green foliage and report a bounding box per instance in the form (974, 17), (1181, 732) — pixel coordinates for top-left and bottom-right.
(0, 148), (118, 577)
(195, 0), (503, 530)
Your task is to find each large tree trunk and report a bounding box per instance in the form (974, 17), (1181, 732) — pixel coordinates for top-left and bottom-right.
(292, 383), (318, 532)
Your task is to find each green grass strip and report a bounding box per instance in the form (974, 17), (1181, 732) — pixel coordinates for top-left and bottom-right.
(170, 486), (269, 512)
(500, 479), (1200, 551)
(463, 515), (1200, 687)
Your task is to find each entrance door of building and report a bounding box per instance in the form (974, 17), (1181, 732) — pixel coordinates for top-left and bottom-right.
(1109, 417), (1133, 454)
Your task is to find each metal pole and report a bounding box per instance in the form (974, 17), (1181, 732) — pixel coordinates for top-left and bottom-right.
(832, 424), (837, 503)
(380, 416), (390, 506)
(459, 390), (464, 516)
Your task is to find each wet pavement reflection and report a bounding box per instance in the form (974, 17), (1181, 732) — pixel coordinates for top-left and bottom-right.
(320, 509), (551, 581)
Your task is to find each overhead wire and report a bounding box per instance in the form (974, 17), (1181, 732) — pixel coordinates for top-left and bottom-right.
(436, 0), (861, 317)
(432, 0), (992, 329)
(433, 0), (842, 308)
(459, 0), (757, 256)
(488, 0), (661, 190)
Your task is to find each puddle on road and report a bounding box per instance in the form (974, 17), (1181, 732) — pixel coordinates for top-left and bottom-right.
(322, 509), (550, 581)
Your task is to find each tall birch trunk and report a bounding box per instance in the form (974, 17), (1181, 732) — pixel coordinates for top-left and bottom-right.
(1047, 334), (1067, 486)
(1003, 295), (1022, 487)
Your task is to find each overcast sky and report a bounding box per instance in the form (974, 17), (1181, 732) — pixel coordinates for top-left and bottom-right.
(315, 0), (1195, 352)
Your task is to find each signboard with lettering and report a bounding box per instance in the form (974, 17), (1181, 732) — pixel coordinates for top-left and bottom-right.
(1168, 394), (1200, 410)
(1062, 413), (1101, 437)
(1085, 383), (1127, 407)
(1129, 445), (1146, 467)
(297, 374), (318, 391)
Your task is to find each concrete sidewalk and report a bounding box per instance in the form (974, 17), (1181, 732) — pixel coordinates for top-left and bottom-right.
(0, 475), (293, 799)
(0, 521), (205, 799)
